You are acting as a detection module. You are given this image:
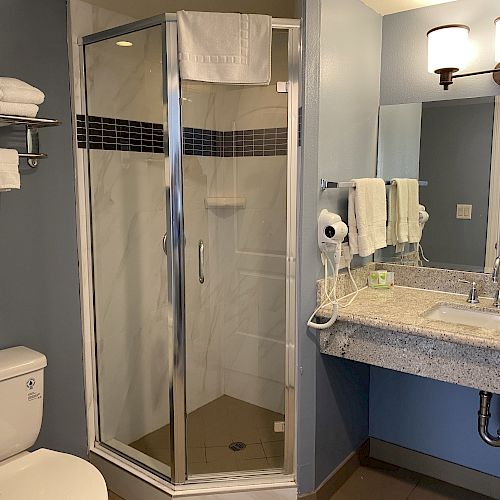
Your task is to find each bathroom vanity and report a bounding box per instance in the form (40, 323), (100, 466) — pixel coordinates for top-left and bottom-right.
(318, 264), (500, 393)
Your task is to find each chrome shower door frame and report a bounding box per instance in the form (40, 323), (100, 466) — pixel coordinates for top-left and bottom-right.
(79, 13), (180, 484)
(78, 13), (300, 491)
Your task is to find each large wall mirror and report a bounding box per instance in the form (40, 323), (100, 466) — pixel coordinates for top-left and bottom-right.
(375, 96), (500, 273)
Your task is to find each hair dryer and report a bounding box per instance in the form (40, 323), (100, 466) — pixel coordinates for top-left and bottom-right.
(308, 210), (350, 330)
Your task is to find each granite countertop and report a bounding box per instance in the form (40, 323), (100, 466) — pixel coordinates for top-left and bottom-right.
(318, 286), (500, 351)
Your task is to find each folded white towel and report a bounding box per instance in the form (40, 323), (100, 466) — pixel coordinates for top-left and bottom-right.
(0, 148), (20, 192)
(177, 11), (272, 85)
(387, 179), (420, 251)
(0, 77), (44, 105)
(0, 77), (34, 90)
(348, 178), (387, 258)
(0, 101), (39, 117)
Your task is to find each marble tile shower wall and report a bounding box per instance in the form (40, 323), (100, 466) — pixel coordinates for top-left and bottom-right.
(181, 46), (289, 415)
(212, 32), (289, 414)
(89, 152), (169, 444)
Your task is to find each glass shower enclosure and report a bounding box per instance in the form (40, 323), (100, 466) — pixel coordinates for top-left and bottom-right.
(80, 14), (299, 486)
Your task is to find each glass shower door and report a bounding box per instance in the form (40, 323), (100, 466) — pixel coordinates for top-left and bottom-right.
(83, 21), (173, 478)
(182, 29), (290, 477)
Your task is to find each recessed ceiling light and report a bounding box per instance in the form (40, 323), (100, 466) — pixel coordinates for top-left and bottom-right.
(116, 41), (133, 47)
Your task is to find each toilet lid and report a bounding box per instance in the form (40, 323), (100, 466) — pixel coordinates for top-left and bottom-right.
(0, 448), (108, 499)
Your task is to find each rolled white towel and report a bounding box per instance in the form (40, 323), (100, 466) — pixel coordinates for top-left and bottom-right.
(0, 148), (20, 192)
(0, 77), (44, 105)
(0, 101), (39, 117)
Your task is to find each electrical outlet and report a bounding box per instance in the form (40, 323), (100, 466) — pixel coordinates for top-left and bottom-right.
(456, 204), (472, 220)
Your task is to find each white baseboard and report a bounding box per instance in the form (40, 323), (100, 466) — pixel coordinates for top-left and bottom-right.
(91, 449), (296, 500)
(370, 438), (500, 499)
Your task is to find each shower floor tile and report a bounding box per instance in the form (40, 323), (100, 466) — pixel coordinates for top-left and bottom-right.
(129, 395), (284, 475)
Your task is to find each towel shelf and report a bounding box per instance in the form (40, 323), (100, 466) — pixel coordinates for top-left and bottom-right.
(0, 114), (61, 168)
(0, 115), (61, 128)
(18, 153), (48, 159)
(320, 178), (428, 190)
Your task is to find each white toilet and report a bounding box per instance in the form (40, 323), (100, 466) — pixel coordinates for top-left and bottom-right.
(0, 346), (108, 499)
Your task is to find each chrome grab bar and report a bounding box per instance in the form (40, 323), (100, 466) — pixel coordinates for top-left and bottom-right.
(198, 240), (205, 284)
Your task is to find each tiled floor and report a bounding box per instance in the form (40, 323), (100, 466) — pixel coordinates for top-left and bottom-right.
(129, 395), (284, 475)
(109, 461), (488, 500)
(331, 464), (490, 500)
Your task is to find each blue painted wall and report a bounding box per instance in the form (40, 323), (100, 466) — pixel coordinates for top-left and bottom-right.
(311, 0), (382, 489)
(0, 0), (87, 457)
(374, 0), (500, 479)
(370, 367), (500, 477)
(316, 356), (370, 485)
(380, 0), (500, 105)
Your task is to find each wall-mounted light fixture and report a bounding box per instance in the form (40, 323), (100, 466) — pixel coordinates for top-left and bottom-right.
(427, 19), (500, 89)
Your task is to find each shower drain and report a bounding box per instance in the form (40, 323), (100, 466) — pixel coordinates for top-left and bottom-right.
(228, 441), (247, 452)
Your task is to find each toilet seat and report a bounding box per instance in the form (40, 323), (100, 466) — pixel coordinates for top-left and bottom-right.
(0, 448), (108, 499)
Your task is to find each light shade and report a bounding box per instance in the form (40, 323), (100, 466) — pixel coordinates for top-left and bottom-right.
(427, 24), (470, 73)
(496, 17), (500, 63)
(116, 40), (133, 47)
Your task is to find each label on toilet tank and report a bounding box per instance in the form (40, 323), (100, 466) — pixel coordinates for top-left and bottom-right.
(26, 377), (41, 402)
(27, 391), (41, 401)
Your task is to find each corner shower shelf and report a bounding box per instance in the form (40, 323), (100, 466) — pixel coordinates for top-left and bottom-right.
(0, 114), (61, 168)
(204, 197), (247, 209)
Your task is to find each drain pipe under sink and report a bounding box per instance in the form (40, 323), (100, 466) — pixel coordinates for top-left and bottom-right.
(478, 391), (500, 446)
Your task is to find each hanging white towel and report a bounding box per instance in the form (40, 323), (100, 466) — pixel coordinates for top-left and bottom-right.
(348, 178), (387, 258)
(177, 11), (272, 85)
(0, 101), (38, 117)
(0, 148), (20, 192)
(387, 179), (420, 251)
(0, 77), (44, 105)
(407, 180), (420, 242)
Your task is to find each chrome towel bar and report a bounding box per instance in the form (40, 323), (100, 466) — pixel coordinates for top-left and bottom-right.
(320, 178), (428, 191)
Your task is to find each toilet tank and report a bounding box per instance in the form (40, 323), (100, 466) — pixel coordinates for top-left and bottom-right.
(0, 347), (47, 462)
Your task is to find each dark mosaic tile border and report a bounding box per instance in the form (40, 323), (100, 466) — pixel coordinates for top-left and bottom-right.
(76, 114), (164, 153)
(183, 127), (287, 157)
(76, 114), (288, 157)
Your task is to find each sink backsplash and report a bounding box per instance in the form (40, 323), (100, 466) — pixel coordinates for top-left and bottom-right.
(317, 262), (498, 305)
(317, 263), (375, 304)
(375, 263), (498, 297)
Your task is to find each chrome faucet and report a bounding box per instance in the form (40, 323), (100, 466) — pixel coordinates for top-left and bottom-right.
(459, 279), (480, 304)
(493, 256), (500, 284)
(493, 256), (500, 307)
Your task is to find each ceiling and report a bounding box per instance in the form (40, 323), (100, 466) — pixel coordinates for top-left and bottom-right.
(81, 0), (299, 20)
(361, 0), (456, 15)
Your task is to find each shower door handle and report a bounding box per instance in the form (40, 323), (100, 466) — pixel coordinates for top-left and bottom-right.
(162, 233), (168, 255)
(198, 240), (205, 284)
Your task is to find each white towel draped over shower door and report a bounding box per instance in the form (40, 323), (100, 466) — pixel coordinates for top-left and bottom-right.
(176, 11), (272, 85)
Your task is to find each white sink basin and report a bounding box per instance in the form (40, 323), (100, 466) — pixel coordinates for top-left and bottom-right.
(424, 304), (500, 330)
